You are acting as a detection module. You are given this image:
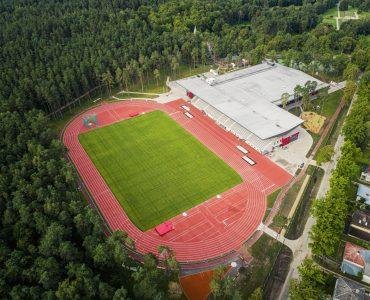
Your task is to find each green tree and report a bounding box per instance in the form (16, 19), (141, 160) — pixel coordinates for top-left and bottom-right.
(272, 214), (288, 228)
(210, 266), (226, 298)
(301, 86), (310, 111)
(158, 245), (179, 279)
(101, 71), (114, 95)
(316, 145), (334, 166)
(339, 0), (349, 11)
(343, 63), (360, 81)
(342, 80), (369, 148)
(343, 80), (357, 104)
(293, 85), (303, 103)
(210, 266), (236, 299)
(137, 68), (144, 92)
(154, 68), (160, 86)
(249, 287), (263, 300)
(281, 92), (290, 109)
(310, 140), (361, 257)
(171, 56), (179, 77)
(289, 259), (331, 299)
(113, 287), (127, 300)
(132, 254), (167, 299)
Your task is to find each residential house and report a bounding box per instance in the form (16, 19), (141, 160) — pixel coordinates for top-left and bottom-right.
(332, 277), (366, 300)
(360, 166), (370, 183)
(341, 242), (370, 284)
(357, 184), (370, 206)
(348, 211), (370, 242)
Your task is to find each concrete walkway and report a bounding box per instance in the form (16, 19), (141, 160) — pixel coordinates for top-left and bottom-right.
(328, 81), (346, 93)
(277, 135), (343, 300)
(277, 93), (356, 299)
(258, 223), (298, 251)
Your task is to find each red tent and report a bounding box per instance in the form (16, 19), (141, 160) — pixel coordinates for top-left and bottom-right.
(155, 221), (174, 236)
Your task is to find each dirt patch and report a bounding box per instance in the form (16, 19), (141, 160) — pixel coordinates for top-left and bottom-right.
(180, 270), (214, 300)
(180, 267), (230, 300)
(300, 111), (326, 134)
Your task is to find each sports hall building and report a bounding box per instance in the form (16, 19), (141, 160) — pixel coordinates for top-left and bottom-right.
(175, 62), (328, 153)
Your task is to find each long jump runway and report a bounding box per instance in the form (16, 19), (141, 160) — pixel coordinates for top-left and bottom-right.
(63, 99), (291, 262)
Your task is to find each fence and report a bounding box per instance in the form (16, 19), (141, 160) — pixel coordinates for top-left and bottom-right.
(48, 84), (104, 118)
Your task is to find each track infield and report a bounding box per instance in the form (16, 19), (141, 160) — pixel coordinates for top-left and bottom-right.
(79, 110), (242, 230)
(63, 100), (292, 262)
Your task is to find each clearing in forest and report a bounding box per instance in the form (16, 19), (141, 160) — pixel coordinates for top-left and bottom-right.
(79, 110), (242, 231)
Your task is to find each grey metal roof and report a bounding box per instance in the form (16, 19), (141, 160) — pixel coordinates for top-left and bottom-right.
(333, 278), (366, 300)
(176, 62), (328, 139)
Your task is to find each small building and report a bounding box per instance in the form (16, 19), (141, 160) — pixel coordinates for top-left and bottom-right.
(348, 211), (370, 242)
(341, 242), (370, 283)
(332, 277), (366, 300)
(360, 166), (370, 183)
(341, 242), (365, 277)
(357, 184), (370, 206)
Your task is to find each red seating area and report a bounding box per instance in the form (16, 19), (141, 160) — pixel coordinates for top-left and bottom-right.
(63, 99), (291, 263)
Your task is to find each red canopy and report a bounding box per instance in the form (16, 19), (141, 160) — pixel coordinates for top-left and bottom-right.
(155, 221), (174, 236)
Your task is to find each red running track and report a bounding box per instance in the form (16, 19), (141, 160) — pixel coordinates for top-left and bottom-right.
(63, 99), (291, 262)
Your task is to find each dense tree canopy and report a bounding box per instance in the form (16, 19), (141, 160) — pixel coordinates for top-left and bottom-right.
(310, 140), (362, 257)
(316, 145), (335, 166)
(343, 77), (370, 148)
(292, 61), (369, 299)
(1, 0), (369, 115)
(0, 110), (176, 298)
(289, 259), (333, 299)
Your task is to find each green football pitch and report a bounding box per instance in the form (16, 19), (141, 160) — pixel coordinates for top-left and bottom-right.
(79, 110), (242, 231)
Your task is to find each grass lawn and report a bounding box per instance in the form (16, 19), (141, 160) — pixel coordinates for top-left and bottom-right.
(239, 234), (283, 296)
(263, 188), (281, 221)
(285, 166), (324, 239)
(288, 107), (301, 117)
(79, 110), (242, 230)
(313, 90), (345, 158)
(274, 176), (305, 227)
(115, 93), (158, 99)
(321, 6), (369, 28)
(319, 90), (343, 117)
(321, 7), (338, 26)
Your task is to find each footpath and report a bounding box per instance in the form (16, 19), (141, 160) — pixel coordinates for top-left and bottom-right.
(277, 93), (357, 299)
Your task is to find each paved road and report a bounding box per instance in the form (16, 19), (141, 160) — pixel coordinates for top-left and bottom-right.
(277, 133), (345, 299)
(277, 93), (356, 299)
